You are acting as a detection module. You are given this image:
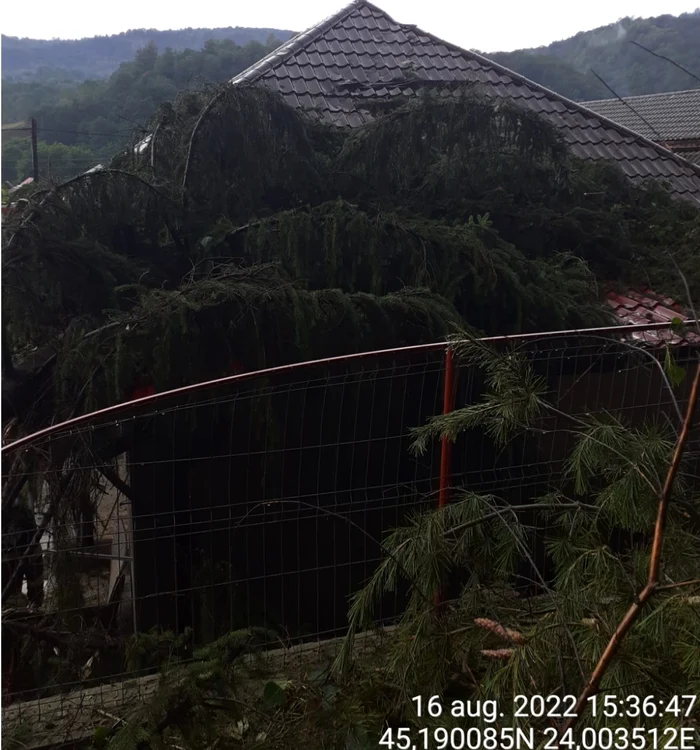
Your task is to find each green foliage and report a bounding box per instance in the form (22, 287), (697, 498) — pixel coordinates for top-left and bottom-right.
(334, 339), (700, 724)
(3, 85), (699, 424)
(238, 199), (608, 333)
(665, 345), (687, 387)
(410, 340), (548, 454)
(332, 92), (700, 304)
(125, 628), (193, 672)
(263, 679), (291, 708)
(108, 627), (282, 750)
(337, 90), (569, 204)
(146, 84), (324, 221)
(1, 139), (101, 184)
(54, 264), (461, 413)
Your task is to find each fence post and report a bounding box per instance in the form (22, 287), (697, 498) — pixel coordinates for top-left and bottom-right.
(435, 346), (456, 608)
(438, 346), (456, 511)
(30, 118), (39, 183)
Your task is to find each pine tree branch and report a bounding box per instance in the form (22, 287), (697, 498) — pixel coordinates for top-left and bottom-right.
(3, 169), (176, 255)
(181, 88), (228, 199)
(446, 501), (595, 538)
(558, 359), (700, 739)
(656, 578), (700, 592)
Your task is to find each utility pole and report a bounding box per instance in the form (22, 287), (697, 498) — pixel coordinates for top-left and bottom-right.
(30, 118), (39, 182)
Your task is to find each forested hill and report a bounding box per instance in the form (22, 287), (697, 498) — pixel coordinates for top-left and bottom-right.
(2, 27), (296, 80)
(489, 9), (700, 101)
(1, 38), (286, 184)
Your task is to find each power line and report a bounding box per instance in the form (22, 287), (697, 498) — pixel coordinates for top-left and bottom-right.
(2, 126), (133, 138)
(630, 41), (700, 86)
(36, 127), (137, 138)
(589, 69), (663, 141)
(45, 159), (116, 164)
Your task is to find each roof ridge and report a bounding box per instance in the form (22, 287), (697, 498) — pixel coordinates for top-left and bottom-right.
(583, 88), (700, 105)
(230, 0), (365, 85)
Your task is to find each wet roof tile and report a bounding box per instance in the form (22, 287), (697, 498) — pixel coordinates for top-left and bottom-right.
(582, 89), (700, 142)
(606, 289), (700, 347)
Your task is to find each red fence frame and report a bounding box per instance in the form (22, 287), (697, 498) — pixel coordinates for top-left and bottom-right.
(4, 320), (695, 458)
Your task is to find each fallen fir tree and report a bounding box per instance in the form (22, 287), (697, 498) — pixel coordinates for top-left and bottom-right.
(3, 84), (700, 430)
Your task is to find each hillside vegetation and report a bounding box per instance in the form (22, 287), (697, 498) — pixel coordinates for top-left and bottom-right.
(489, 9), (700, 99)
(1, 38), (283, 183)
(1, 27), (295, 79)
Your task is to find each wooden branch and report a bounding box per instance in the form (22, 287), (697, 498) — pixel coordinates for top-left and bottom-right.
(558, 360), (700, 739)
(2, 469), (28, 513)
(97, 464), (133, 500)
(1, 469), (73, 604)
(181, 88), (228, 199)
(4, 169), (175, 254)
(4, 618), (114, 651)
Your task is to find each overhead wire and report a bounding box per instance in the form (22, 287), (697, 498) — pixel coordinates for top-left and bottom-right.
(630, 40), (700, 86)
(589, 69), (663, 141)
(35, 127), (138, 137)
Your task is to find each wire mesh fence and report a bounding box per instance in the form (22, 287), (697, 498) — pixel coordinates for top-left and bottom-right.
(2, 324), (699, 743)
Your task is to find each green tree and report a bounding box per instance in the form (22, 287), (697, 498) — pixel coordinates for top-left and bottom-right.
(2, 85), (698, 426)
(1, 138), (30, 184)
(490, 9), (700, 99)
(2, 35), (285, 159)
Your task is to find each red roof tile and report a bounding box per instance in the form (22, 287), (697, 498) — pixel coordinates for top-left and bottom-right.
(606, 288), (700, 346)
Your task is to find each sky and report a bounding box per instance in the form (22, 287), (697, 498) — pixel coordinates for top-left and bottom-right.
(2, 0), (698, 52)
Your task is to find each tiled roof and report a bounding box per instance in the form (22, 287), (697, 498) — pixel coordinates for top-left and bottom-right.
(230, 0), (700, 206)
(582, 89), (700, 142)
(606, 289), (700, 346)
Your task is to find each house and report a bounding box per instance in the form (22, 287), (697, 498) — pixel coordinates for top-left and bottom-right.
(582, 89), (700, 166)
(229, 0), (700, 205)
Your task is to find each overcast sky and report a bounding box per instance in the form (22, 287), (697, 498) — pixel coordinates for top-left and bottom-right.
(2, 0), (698, 52)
